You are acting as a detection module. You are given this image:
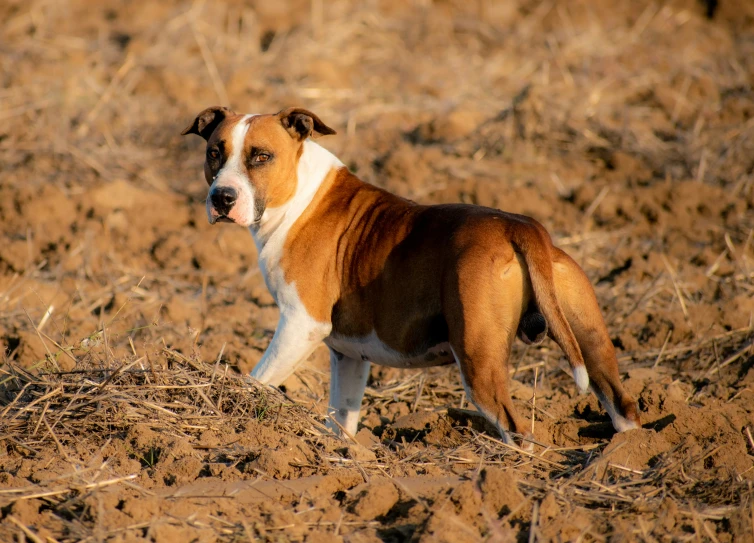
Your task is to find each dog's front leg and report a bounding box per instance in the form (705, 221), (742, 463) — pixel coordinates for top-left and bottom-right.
(327, 349), (370, 437)
(251, 309), (331, 386)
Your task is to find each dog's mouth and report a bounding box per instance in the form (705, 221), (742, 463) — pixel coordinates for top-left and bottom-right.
(207, 200), (237, 225)
(208, 213), (236, 225)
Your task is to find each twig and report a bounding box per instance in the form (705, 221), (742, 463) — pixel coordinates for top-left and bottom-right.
(23, 308), (59, 371)
(190, 19), (229, 105)
(411, 374), (425, 413)
(653, 330), (673, 368)
(42, 415), (72, 462)
(661, 255), (689, 320)
(477, 433), (565, 469)
(7, 515), (44, 543)
(706, 340), (753, 376)
(529, 500), (539, 543)
(745, 427), (754, 454)
(77, 54), (136, 137)
(531, 367), (538, 436)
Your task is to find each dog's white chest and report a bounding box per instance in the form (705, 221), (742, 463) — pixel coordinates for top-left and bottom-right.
(324, 332), (454, 368)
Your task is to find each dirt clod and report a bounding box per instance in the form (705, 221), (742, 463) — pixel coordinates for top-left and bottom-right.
(478, 468), (525, 516)
(349, 478), (400, 520)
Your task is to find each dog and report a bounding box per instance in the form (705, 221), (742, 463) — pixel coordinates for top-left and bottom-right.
(182, 106), (641, 446)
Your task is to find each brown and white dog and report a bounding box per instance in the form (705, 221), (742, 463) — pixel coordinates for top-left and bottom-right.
(182, 106), (641, 446)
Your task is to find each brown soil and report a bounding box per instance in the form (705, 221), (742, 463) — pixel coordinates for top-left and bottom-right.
(1, 0), (754, 541)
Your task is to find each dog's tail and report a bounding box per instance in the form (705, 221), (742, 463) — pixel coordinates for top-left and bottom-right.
(510, 219), (588, 393)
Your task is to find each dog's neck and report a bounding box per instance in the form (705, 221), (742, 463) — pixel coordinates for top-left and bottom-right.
(249, 138), (343, 255)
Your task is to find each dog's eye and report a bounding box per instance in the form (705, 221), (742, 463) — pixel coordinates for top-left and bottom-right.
(207, 149), (220, 160)
(254, 153), (270, 163)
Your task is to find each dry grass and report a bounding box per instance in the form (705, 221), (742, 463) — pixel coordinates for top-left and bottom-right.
(1, 324), (752, 540)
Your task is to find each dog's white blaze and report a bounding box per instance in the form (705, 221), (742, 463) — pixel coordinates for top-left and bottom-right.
(325, 332), (453, 368)
(227, 114), (254, 172)
(206, 114), (257, 226)
(573, 365), (589, 394)
(249, 139), (341, 386)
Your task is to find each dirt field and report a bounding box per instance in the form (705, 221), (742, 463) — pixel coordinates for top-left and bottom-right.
(1, 0), (754, 541)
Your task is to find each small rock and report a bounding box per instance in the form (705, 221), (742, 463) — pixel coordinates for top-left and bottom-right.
(348, 443), (377, 463)
(349, 478), (400, 520)
(478, 467), (525, 515)
(539, 492), (560, 521)
(596, 428), (669, 478)
(392, 411), (440, 432)
(417, 511), (485, 543)
(383, 410), (443, 442)
(446, 407), (499, 435)
(355, 427), (379, 448)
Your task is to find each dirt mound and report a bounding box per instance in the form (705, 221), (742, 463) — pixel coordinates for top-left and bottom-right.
(2, 0), (754, 540)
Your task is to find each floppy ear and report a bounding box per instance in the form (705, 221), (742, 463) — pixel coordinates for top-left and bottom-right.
(181, 106), (235, 140)
(278, 107), (337, 141)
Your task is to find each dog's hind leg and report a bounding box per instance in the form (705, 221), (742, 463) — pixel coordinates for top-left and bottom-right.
(445, 244), (533, 449)
(551, 248), (640, 432)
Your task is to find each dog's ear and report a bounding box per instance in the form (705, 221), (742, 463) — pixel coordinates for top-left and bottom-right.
(278, 107), (337, 141)
(181, 106), (235, 140)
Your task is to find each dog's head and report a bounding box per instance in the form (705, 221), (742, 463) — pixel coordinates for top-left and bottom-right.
(181, 107), (336, 226)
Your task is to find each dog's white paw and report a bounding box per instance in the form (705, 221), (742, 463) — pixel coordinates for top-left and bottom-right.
(612, 414), (640, 432)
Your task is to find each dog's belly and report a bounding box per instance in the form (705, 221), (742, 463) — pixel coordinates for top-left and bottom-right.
(324, 332), (455, 368)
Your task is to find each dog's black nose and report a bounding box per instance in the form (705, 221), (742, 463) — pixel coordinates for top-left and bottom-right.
(210, 186), (237, 215)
